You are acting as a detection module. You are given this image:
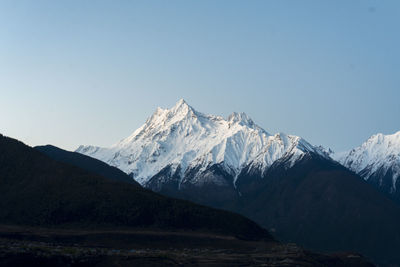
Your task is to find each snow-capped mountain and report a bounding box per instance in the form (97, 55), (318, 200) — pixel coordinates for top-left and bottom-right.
(334, 131), (400, 197)
(75, 100), (400, 263)
(77, 99), (328, 188)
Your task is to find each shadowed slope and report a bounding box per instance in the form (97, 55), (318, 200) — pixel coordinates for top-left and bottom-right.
(35, 145), (139, 186)
(0, 134), (271, 241)
(235, 154), (400, 265)
(147, 152), (400, 264)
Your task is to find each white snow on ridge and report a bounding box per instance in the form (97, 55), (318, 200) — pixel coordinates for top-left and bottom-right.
(76, 99), (327, 186)
(334, 131), (400, 190)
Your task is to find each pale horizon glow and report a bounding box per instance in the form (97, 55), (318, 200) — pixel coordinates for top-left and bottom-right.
(0, 1), (399, 152)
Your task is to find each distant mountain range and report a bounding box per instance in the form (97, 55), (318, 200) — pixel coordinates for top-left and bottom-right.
(333, 131), (400, 202)
(76, 99), (329, 187)
(77, 99), (400, 264)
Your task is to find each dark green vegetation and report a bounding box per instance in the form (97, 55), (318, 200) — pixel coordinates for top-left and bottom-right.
(151, 154), (400, 265)
(35, 145), (139, 186)
(0, 134), (270, 240)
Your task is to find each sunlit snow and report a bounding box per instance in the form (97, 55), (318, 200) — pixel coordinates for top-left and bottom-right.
(334, 131), (400, 191)
(77, 99), (327, 186)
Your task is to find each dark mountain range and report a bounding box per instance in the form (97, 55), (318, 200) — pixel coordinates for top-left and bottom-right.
(236, 154), (400, 265)
(151, 153), (400, 265)
(0, 134), (375, 266)
(35, 145), (140, 186)
(0, 134), (269, 240)
(334, 131), (400, 203)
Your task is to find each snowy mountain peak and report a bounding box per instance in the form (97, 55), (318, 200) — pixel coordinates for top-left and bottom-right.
(228, 112), (256, 128)
(335, 131), (400, 192)
(366, 131), (400, 146)
(77, 100), (328, 186)
(173, 98), (189, 108)
(144, 99), (197, 126)
(170, 98), (194, 115)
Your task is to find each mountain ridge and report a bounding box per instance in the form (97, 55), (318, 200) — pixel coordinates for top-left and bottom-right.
(334, 131), (400, 201)
(75, 100), (400, 264)
(35, 144), (140, 186)
(0, 133), (273, 240)
(77, 99), (328, 188)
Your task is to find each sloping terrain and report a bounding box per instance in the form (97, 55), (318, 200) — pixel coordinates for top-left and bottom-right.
(235, 154), (400, 265)
(0, 134), (270, 240)
(35, 145), (139, 186)
(151, 153), (400, 264)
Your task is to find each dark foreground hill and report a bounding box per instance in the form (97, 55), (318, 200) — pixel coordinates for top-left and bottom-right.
(0, 134), (269, 240)
(35, 145), (139, 186)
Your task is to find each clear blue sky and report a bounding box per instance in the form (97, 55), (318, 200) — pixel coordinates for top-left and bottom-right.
(0, 0), (399, 152)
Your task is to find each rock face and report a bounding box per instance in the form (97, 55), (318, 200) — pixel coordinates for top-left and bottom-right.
(77, 99), (327, 194)
(334, 131), (400, 201)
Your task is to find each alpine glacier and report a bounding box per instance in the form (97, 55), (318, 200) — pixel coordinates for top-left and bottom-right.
(77, 99), (328, 187)
(334, 131), (400, 194)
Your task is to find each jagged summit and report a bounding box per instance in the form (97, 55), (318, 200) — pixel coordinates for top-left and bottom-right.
(145, 99), (194, 126)
(228, 112), (257, 128)
(169, 98), (196, 117)
(143, 100), (260, 134)
(173, 98), (190, 109)
(77, 99), (327, 186)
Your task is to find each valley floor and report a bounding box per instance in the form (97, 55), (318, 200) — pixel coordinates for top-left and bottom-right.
(0, 225), (373, 267)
